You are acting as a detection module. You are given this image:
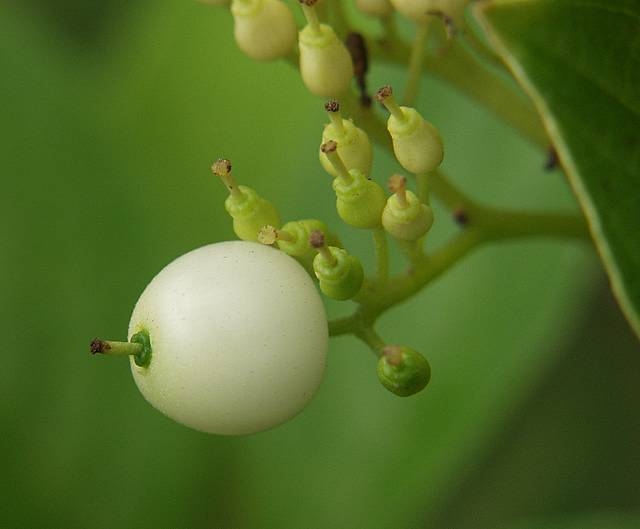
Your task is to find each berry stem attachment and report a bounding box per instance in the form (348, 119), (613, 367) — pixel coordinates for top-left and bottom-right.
(321, 140), (352, 183)
(355, 326), (387, 357)
(90, 330), (152, 367)
(299, 0), (322, 36)
(372, 229), (389, 283)
(90, 339), (142, 357)
(212, 159), (243, 199)
(375, 86), (406, 123)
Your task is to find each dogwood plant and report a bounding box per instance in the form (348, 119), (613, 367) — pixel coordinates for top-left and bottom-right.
(92, 0), (610, 435)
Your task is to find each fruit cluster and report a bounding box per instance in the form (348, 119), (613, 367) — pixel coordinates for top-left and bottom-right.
(92, 0), (470, 435)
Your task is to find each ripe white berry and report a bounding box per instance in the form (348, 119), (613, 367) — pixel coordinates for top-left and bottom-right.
(127, 241), (328, 435)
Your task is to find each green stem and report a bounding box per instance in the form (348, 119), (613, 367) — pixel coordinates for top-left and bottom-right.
(372, 228), (389, 283)
(342, 91), (391, 149)
(354, 326), (387, 357)
(364, 229), (483, 316)
(428, 170), (588, 241)
(477, 207), (589, 241)
(415, 172), (430, 204)
(90, 339), (142, 356)
(371, 37), (548, 148)
(403, 20), (430, 106)
(462, 26), (507, 72)
(396, 238), (426, 267)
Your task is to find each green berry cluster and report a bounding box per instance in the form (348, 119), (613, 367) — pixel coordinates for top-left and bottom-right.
(199, 0), (469, 398)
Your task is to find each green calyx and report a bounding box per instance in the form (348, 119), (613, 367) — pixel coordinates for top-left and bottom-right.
(130, 330), (152, 368)
(386, 106), (422, 137)
(332, 170), (386, 229)
(278, 219), (326, 257)
(299, 23), (339, 49)
(377, 345), (431, 397)
(382, 191), (434, 241)
(313, 246), (364, 300)
(225, 185), (281, 241)
(279, 219), (340, 273)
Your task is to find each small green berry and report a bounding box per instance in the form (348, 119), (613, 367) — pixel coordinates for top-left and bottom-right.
(310, 230), (364, 300)
(212, 158), (280, 241)
(231, 0), (297, 61)
(319, 100), (373, 178)
(321, 141), (386, 229)
(298, 0), (353, 97)
(258, 220), (340, 274)
(377, 345), (431, 397)
(382, 174), (434, 240)
(376, 85), (444, 175)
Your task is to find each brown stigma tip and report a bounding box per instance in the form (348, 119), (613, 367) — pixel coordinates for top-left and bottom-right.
(298, 0), (317, 5)
(90, 338), (110, 355)
(375, 85), (393, 101)
(388, 174), (407, 194)
(324, 100), (340, 113)
(211, 158), (232, 177)
(383, 345), (403, 366)
(320, 140), (338, 154)
(309, 229), (325, 249)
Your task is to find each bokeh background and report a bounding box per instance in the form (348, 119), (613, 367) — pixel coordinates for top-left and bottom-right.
(1, 1), (639, 528)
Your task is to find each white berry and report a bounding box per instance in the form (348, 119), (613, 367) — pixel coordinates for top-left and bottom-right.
(127, 241), (328, 435)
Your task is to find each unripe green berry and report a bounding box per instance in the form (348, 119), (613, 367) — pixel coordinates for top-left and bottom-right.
(333, 172), (386, 229)
(231, 0), (297, 61)
(377, 345), (431, 397)
(376, 86), (444, 175)
(355, 0), (393, 17)
(321, 141), (386, 229)
(382, 175), (434, 240)
(225, 185), (280, 241)
(213, 159), (281, 242)
(260, 220), (340, 274)
(320, 100), (373, 178)
(298, 1), (353, 97)
(310, 231), (364, 300)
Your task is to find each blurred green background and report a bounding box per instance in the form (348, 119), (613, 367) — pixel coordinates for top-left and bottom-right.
(1, 1), (639, 528)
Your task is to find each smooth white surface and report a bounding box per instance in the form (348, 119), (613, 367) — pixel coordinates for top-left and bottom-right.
(128, 241), (328, 435)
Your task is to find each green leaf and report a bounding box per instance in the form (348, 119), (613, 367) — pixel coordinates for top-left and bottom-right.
(505, 512), (640, 529)
(474, 0), (640, 339)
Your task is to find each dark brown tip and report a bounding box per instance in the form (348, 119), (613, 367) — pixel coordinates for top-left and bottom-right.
(544, 146), (559, 171)
(324, 100), (340, 113)
(375, 85), (393, 101)
(309, 230), (325, 249)
(211, 158), (232, 176)
(90, 338), (110, 355)
(320, 140), (338, 154)
(298, 0), (317, 5)
(453, 208), (469, 226)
